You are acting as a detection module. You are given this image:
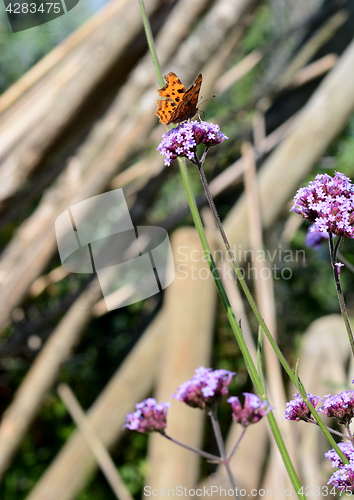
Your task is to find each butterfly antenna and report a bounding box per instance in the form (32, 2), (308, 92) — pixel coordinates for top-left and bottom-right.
(199, 94), (217, 107)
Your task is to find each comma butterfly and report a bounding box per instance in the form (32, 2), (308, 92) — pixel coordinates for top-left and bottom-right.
(154, 72), (202, 125)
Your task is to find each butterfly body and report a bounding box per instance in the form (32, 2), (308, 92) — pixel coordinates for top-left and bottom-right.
(154, 72), (202, 125)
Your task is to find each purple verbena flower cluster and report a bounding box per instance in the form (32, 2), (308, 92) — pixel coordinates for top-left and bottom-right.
(124, 367), (271, 439)
(174, 367), (235, 410)
(227, 393), (271, 427)
(325, 437), (354, 491)
(325, 442), (354, 469)
(291, 172), (354, 238)
(328, 464), (354, 492)
(285, 389), (354, 492)
(157, 121), (228, 166)
(123, 398), (170, 433)
(319, 391), (354, 425)
(283, 393), (320, 422)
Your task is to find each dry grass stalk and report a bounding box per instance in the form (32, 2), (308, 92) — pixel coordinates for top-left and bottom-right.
(26, 311), (166, 500)
(277, 9), (348, 88)
(242, 143), (276, 335)
(242, 141), (296, 492)
(215, 50), (264, 94)
(145, 228), (217, 495)
(58, 384), (134, 500)
(0, 0), (131, 117)
(290, 53), (337, 88)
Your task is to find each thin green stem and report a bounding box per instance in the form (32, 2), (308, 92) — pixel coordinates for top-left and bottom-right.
(137, 0), (164, 88)
(346, 425), (354, 446)
(209, 409), (227, 458)
(328, 234), (354, 358)
(333, 234), (341, 263)
(209, 410), (239, 499)
(256, 327), (266, 395)
(161, 432), (221, 462)
(227, 427), (246, 461)
(308, 421), (349, 440)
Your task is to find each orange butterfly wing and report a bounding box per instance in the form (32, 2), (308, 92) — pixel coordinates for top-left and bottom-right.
(157, 72), (186, 100)
(154, 72), (202, 125)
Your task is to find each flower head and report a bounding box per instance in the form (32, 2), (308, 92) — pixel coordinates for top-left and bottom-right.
(124, 398), (170, 433)
(291, 172), (354, 238)
(283, 393), (320, 422)
(157, 121), (228, 166)
(319, 391), (354, 425)
(305, 224), (329, 249)
(174, 367), (235, 410)
(228, 393), (271, 427)
(325, 442), (354, 468)
(328, 464), (354, 492)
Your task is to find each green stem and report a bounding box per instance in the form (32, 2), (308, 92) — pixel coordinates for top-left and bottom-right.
(137, 0), (164, 88)
(161, 432), (221, 462)
(227, 427), (246, 461)
(308, 421), (349, 441)
(346, 424), (354, 446)
(256, 327), (266, 395)
(328, 234), (354, 358)
(209, 409), (239, 499)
